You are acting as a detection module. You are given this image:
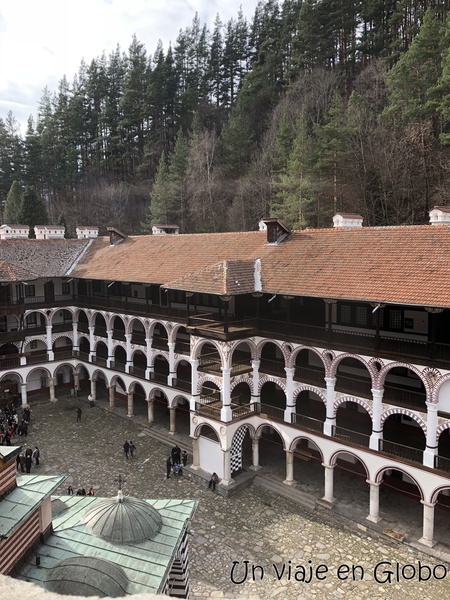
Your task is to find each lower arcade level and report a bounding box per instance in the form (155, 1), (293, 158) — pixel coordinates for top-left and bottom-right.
(2, 356), (450, 552)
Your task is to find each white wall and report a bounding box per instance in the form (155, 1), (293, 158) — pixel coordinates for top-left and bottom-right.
(199, 436), (223, 478)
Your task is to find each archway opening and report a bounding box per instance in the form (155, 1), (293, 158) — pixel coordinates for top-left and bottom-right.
(294, 390), (325, 432)
(382, 414), (425, 464)
(335, 357), (372, 399)
(383, 366), (426, 411)
(259, 342), (285, 377)
(335, 400), (372, 447)
(294, 349), (325, 386)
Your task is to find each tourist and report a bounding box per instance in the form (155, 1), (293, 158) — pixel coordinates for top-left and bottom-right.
(166, 456), (172, 479)
(129, 441), (136, 457)
(181, 450), (187, 467)
(208, 472), (219, 491)
(123, 440), (130, 459)
(67, 486), (74, 495)
(32, 446), (40, 466)
(76, 407), (82, 423)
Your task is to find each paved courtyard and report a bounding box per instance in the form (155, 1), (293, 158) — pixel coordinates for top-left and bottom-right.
(12, 397), (450, 600)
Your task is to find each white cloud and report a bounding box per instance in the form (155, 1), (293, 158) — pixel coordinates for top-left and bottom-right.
(0, 0), (260, 131)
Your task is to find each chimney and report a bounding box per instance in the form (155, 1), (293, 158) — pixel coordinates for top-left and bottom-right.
(259, 218), (290, 245)
(429, 206), (450, 225)
(333, 213), (363, 228)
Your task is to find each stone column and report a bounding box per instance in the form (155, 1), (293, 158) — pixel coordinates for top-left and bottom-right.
(46, 325), (54, 361)
(324, 377), (336, 436)
(370, 388), (384, 451)
(72, 322), (79, 352)
(20, 382), (28, 407)
(89, 326), (95, 361)
(147, 398), (154, 426)
(249, 437), (261, 471)
(366, 480), (381, 523)
(424, 402), (439, 468)
(251, 359), (260, 406)
(20, 355), (27, 366)
(190, 358), (199, 412)
(192, 437), (200, 470)
(108, 385), (115, 409)
(106, 330), (113, 368)
(167, 341), (176, 385)
(283, 450), (296, 486)
(125, 333), (133, 373)
(90, 379), (97, 400)
(221, 448), (232, 485)
(419, 501), (437, 547)
(321, 464), (336, 505)
(220, 367), (232, 421)
(284, 367), (295, 422)
(127, 392), (134, 417)
(145, 338), (153, 378)
(49, 377), (56, 402)
(169, 406), (176, 434)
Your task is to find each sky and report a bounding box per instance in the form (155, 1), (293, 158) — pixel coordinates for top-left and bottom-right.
(0, 0), (261, 134)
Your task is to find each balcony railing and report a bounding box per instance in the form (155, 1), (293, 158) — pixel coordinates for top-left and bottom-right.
(291, 412), (323, 433)
(259, 359), (286, 378)
(91, 355), (107, 367)
(172, 378), (191, 392)
(258, 403), (285, 421)
(381, 439), (424, 464)
(334, 425), (371, 447)
(436, 455), (450, 472)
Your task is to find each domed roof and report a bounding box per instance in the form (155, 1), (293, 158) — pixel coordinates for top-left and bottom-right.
(45, 556), (128, 597)
(83, 492), (162, 543)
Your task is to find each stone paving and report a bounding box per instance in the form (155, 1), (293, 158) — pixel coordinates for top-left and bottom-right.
(12, 398), (450, 600)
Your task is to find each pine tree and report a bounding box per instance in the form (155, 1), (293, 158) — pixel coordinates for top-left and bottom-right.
(19, 186), (49, 234)
(141, 152), (173, 232)
(3, 180), (23, 224)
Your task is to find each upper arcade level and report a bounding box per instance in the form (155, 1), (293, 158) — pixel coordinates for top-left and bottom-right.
(1, 276), (450, 370)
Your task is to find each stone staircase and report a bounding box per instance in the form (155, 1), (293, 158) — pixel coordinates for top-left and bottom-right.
(253, 473), (318, 512)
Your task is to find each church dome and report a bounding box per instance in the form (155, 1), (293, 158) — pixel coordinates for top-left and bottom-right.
(83, 491), (162, 543)
(45, 556), (128, 597)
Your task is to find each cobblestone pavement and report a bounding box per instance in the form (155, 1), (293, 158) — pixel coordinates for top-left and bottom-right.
(14, 399), (450, 600)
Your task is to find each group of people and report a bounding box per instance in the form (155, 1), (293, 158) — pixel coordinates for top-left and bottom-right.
(165, 445), (188, 479)
(67, 485), (95, 496)
(0, 405), (31, 445)
(123, 440), (136, 459)
(16, 446), (40, 473)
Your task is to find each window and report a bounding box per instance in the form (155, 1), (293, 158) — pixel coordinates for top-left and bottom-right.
(62, 282), (70, 295)
(389, 309), (402, 330)
(355, 306), (367, 326)
(26, 313), (37, 325)
(25, 284), (35, 297)
(30, 340), (37, 349)
(340, 305), (351, 324)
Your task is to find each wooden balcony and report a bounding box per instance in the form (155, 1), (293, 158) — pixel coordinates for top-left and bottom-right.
(380, 439), (424, 464)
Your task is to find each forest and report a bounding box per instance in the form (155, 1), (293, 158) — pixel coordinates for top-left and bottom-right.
(1, 0), (450, 235)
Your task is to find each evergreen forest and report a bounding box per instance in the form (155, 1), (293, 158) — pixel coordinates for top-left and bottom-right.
(2, 0), (450, 235)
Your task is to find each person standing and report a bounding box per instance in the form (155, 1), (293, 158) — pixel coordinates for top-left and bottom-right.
(171, 444), (181, 465)
(25, 453), (32, 474)
(208, 472), (219, 491)
(166, 456), (172, 479)
(76, 407), (82, 423)
(181, 450), (187, 467)
(123, 440), (130, 459)
(129, 441), (136, 458)
(32, 446), (40, 466)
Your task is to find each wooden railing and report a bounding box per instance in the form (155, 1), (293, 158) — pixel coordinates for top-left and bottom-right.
(381, 439), (423, 464)
(334, 426), (371, 447)
(291, 412), (323, 433)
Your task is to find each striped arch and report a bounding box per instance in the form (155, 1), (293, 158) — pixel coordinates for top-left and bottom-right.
(0, 341), (21, 353)
(293, 385), (327, 405)
(255, 338), (289, 364)
(110, 314), (127, 332)
(93, 338), (108, 351)
(228, 339), (258, 365)
(254, 421), (287, 450)
(378, 361), (431, 400)
(380, 408), (427, 434)
(329, 449), (369, 479)
(151, 351), (169, 366)
(111, 339), (127, 353)
(368, 357), (385, 388)
(0, 371), (23, 384)
(168, 322), (186, 344)
(77, 334), (90, 346)
(431, 371), (450, 404)
(52, 333), (73, 344)
(74, 307), (91, 323)
(192, 422), (223, 447)
(50, 308), (75, 325)
(125, 315), (147, 336)
(330, 352), (375, 383)
(23, 336), (47, 351)
(333, 395), (373, 418)
(230, 375), (253, 394)
(374, 466), (424, 499)
(288, 435), (324, 461)
(130, 347), (147, 360)
(173, 356), (191, 371)
(436, 421), (450, 441)
(148, 319), (171, 338)
(430, 484), (450, 505)
(24, 308), (49, 325)
(90, 310), (108, 328)
(257, 375), (287, 395)
(191, 337), (224, 362)
(289, 344), (327, 370)
(196, 375), (222, 394)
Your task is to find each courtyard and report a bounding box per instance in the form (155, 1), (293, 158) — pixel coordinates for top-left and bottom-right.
(10, 396), (450, 600)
